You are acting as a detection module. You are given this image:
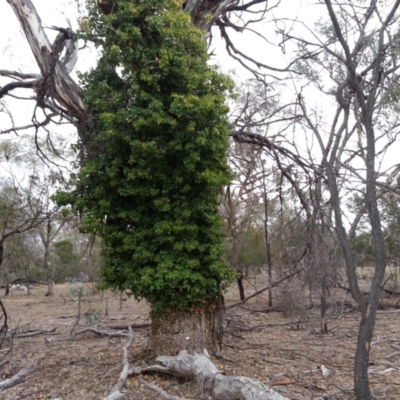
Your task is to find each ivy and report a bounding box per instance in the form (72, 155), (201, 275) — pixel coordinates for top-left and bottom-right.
(59, 0), (234, 314)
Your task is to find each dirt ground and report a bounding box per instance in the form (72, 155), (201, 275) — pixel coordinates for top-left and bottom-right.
(0, 276), (399, 400)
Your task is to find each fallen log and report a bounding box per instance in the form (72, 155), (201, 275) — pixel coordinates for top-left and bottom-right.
(0, 364), (34, 393)
(139, 349), (290, 400)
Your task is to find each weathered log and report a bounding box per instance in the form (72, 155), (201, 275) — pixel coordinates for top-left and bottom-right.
(0, 364), (34, 393)
(142, 350), (290, 400)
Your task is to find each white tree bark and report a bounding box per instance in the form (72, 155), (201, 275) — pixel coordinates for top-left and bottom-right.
(0, 365), (34, 393)
(143, 350), (290, 400)
(6, 0), (85, 120)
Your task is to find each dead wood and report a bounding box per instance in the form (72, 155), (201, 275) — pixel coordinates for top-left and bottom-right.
(227, 269), (301, 309)
(381, 287), (400, 295)
(103, 327), (134, 400)
(0, 300), (8, 350)
(0, 364), (34, 393)
(244, 306), (285, 314)
(105, 323), (151, 330)
(338, 282), (400, 297)
(136, 350), (290, 400)
(102, 393), (124, 400)
(45, 327), (129, 343)
(139, 378), (191, 400)
(10, 328), (57, 338)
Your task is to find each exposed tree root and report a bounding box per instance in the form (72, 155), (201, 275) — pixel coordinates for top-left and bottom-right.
(136, 350), (290, 400)
(0, 364), (34, 393)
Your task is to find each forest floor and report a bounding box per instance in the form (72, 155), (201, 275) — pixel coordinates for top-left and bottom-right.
(0, 273), (399, 400)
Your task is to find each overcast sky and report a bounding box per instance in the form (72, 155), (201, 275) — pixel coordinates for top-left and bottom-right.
(1, 0), (399, 188)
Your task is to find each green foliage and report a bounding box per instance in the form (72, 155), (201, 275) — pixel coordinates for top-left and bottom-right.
(53, 240), (81, 283)
(236, 225), (266, 268)
(58, 0), (234, 313)
(353, 231), (375, 263)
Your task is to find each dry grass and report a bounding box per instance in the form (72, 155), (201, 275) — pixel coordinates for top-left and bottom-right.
(0, 276), (399, 399)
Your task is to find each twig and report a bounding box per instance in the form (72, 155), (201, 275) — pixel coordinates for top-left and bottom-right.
(227, 269), (301, 309)
(105, 323), (151, 330)
(139, 378), (190, 400)
(45, 327), (129, 343)
(10, 328), (57, 338)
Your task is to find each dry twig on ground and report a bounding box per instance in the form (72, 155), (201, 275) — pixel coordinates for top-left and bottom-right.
(45, 327), (129, 343)
(103, 327), (134, 400)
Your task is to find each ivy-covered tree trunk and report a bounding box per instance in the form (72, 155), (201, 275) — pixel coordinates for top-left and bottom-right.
(58, 0), (234, 355)
(7, 0), (237, 356)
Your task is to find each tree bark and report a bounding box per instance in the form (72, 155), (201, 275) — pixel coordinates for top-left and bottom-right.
(151, 295), (225, 356)
(45, 278), (54, 296)
(6, 0), (85, 119)
(321, 1), (400, 396)
(262, 175), (273, 307)
(236, 272), (245, 301)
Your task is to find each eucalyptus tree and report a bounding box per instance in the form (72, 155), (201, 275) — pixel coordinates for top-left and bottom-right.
(221, 2), (400, 395)
(271, 2), (400, 398)
(1, 0), (276, 356)
(0, 1), (291, 398)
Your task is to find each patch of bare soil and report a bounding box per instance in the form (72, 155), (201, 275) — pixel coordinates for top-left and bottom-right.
(0, 277), (399, 399)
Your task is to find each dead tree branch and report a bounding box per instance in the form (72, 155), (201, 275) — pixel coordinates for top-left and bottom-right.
(139, 378), (191, 400)
(45, 327), (129, 343)
(0, 364), (34, 393)
(227, 268), (302, 309)
(104, 327), (134, 400)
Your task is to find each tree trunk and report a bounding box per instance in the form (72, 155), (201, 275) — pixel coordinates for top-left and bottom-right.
(236, 271), (245, 301)
(44, 240), (54, 296)
(151, 295), (225, 356)
(4, 280), (9, 297)
(6, 0), (247, 359)
(45, 278), (54, 296)
(0, 243), (6, 296)
(262, 169), (273, 307)
(320, 274), (328, 334)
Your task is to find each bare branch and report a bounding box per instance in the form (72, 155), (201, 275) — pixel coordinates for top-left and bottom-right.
(139, 379), (190, 400)
(0, 365), (34, 393)
(104, 327), (134, 400)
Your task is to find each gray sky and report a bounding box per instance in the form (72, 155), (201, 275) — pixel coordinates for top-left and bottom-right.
(1, 0), (400, 190)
